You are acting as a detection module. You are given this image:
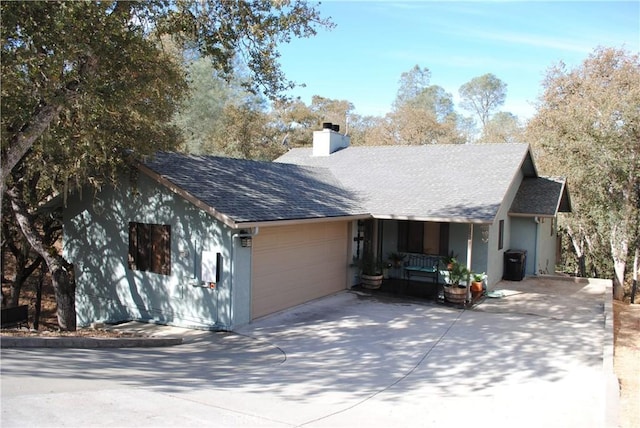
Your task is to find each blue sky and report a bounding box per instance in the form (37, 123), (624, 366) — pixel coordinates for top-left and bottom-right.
(277, 1), (640, 121)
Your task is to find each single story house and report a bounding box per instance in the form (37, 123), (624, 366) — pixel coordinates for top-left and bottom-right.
(63, 124), (570, 330)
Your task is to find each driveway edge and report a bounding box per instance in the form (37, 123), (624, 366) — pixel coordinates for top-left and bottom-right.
(0, 336), (183, 348)
(603, 280), (620, 427)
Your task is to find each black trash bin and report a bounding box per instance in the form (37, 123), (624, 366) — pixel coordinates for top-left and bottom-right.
(503, 249), (527, 281)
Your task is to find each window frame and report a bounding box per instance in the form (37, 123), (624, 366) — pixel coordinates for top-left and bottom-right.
(128, 222), (171, 275)
(397, 220), (424, 254)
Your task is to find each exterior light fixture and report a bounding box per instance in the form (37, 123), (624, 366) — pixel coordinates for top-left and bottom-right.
(481, 225), (490, 243)
(240, 236), (252, 247)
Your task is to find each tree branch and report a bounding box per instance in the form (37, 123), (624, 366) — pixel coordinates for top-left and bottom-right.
(1, 103), (64, 185)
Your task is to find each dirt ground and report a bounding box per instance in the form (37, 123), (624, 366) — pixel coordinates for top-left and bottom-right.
(613, 299), (640, 428)
(1, 281), (141, 338)
(2, 281), (640, 426)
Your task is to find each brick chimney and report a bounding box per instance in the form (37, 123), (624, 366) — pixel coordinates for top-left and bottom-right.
(312, 122), (350, 156)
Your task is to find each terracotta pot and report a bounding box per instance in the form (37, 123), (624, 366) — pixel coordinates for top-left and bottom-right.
(361, 274), (383, 289)
(471, 281), (483, 293)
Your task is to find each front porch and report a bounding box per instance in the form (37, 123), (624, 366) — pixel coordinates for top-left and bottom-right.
(352, 277), (485, 308)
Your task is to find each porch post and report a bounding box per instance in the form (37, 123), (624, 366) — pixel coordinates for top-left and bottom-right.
(467, 224), (473, 270)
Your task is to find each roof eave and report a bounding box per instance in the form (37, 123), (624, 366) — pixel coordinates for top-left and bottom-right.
(557, 179), (572, 213)
(508, 212), (555, 218)
(136, 161), (239, 229)
(235, 214), (372, 229)
(372, 213), (494, 224)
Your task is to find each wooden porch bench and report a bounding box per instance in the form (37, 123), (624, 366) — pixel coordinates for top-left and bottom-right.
(403, 254), (442, 285)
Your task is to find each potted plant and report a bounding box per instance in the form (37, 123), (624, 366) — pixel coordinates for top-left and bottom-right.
(442, 259), (469, 303)
(387, 252), (406, 279)
(388, 252), (406, 268)
(356, 254), (385, 289)
(471, 272), (485, 295)
(443, 251), (458, 270)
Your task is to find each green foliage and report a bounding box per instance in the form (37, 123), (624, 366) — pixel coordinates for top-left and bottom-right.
(444, 259), (470, 286)
(171, 55), (284, 159)
(472, 272), (485, 282)
(479, 112), (523, 144)
(384, 65), (465, 145)
(355, 254), (385, 276)
(387, 252), (407, 266)
(267, 95), (356, 149)
(527, 47), (640, 289)
(1, 0), (332, 329)
(444, 251), (458, 265)
(459, 73), (507, 130)
(159, 0), (334, 98)
(394, 65), (432, 108)
(1, 0), (332, 185)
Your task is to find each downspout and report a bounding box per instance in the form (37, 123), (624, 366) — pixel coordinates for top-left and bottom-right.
(229, 227), (260, 328)
(534, 217), (540, 276)
(466, 224), (473, 300)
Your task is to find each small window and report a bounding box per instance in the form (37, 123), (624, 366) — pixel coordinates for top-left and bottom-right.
(498, 220), (504, 250)
(128, 222), (171, 275)
(398, 220), (424, 253)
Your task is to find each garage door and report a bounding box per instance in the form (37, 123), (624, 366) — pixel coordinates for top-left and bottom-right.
(251, 222), (349, 320)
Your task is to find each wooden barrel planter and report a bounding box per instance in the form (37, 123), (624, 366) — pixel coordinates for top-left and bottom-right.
(361, 274), (383, 289)
(444, 285), (467, 304)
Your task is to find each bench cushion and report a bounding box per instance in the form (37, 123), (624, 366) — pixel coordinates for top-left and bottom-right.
(405, 266), (437, 273)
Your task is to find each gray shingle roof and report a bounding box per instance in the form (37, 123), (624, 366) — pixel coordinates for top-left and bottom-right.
(141, 152), (367, 225)
(509, 177), (571, 217)
(277, 144), (534, 223)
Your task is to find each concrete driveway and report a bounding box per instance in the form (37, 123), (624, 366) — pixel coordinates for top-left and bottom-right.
(1, 276), (614, 427)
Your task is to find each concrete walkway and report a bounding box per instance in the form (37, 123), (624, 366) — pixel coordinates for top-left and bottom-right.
(1, 276), (615, 427)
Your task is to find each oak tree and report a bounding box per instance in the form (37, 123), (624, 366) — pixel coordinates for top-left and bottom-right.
(527, 47), (640, 298)
(1, 0), (331, 329)
(459, 73), (507, 131)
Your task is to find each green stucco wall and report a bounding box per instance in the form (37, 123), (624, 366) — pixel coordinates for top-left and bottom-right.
(63, 172), (251, 330)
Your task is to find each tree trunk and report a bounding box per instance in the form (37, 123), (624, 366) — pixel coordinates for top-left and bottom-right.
(3, 221), (43, 308)
(631, 247), (638, 304)
(610, 224), (628, 301)
(33, 268), (45, 330)
(613, 260), (626, 301)
(566, 225), (586, 277)
(6, 184), (77, 330)
(1, 103), (64, 185)
(50, 263), (75, 330)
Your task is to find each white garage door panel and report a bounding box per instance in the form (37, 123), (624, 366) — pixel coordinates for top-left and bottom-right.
(252, 222), (348, 319)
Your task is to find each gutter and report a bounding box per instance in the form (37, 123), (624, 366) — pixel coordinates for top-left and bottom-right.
(235, 214), (370, 229)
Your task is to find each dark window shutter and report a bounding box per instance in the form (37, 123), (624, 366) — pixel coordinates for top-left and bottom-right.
(397, 221), (408, 252)
(128, 222), (171, 275)
(128, 222), (137, 270)
(407, 221), (424, 253)
(153, 225), (171, 275)
(439, 222), (449, 256)
(137, 223), (151, 271)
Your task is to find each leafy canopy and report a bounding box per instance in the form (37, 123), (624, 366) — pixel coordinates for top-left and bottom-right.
(1, 0), (332, 187)
(527, 47), (640, 284)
